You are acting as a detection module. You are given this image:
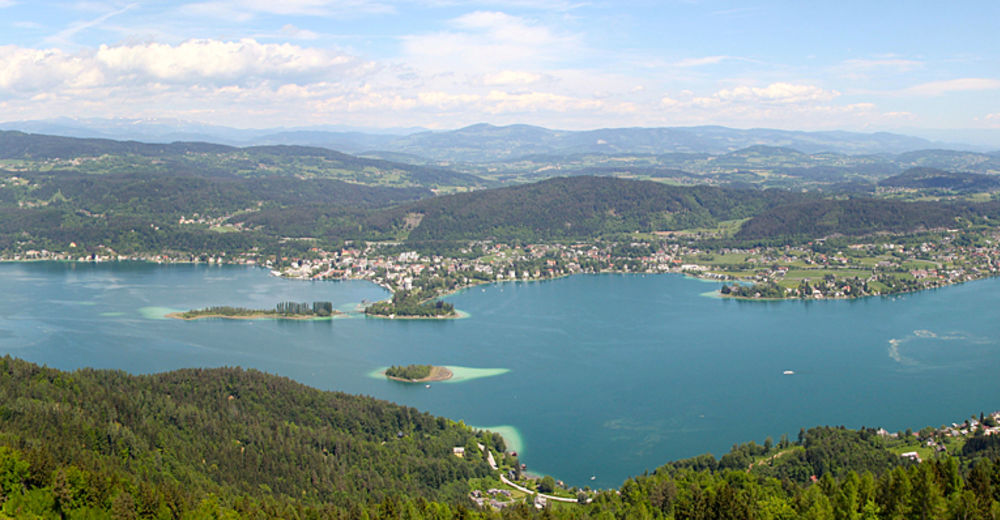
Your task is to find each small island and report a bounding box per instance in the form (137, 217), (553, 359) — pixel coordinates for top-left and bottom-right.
(169, 301), (340, 321)
(383, 364), (453, 383)
(365, 289), (458, 319)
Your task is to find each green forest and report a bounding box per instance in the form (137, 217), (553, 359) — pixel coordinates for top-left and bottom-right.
(1, 356), (1000, 518)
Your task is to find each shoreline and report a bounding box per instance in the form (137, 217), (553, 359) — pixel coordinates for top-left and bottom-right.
(1, 256), (990, 305)
(382, 366), (453, 383)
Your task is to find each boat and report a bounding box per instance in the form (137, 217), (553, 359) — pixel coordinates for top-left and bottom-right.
(783, 370), (795, 375)
(425, 384), (431, 388)
(590, 475), (596, 481)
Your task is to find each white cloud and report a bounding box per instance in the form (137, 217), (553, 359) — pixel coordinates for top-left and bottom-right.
(417, 91), (480, 108)
(672, 56), (735, 68)
(709, 82), (839, 104)
(0, 0), (16, 7)
(483, 89), (604, 113)
(401, 11), (580, 72)
(0, 39), (363, 97)
(95, 39), (352, 83)
(280, 24), (319, 40)
(480, 70), (542, 86)
(0, 46), (99, 91)
(903, 78), (1000, 96)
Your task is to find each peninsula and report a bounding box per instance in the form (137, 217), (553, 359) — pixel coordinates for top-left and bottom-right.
(383, 364), (453, 383)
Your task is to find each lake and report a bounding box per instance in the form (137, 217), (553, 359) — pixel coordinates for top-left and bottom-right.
(1, 261), (998, 488)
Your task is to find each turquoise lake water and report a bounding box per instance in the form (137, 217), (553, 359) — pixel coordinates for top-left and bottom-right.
(1, 261), (998, 488)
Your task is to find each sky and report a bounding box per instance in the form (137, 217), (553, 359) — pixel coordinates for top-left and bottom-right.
(0, 0), (998, 133)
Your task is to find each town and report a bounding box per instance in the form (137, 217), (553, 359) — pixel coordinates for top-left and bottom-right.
(7, 226), (1000, 307)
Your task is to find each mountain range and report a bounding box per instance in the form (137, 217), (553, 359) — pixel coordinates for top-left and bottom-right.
(3, 118), (995, 161)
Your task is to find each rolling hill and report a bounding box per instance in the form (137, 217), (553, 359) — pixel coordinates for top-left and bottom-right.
(0, 131), (488, 190)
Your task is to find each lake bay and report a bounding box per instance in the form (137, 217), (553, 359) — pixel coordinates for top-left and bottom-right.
(1, 261), (998, 488)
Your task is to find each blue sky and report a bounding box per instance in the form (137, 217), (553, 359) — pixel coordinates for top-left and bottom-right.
(0, 0), (997, 132)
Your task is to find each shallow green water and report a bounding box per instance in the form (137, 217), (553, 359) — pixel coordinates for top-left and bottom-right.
(1, 261), (998, 488)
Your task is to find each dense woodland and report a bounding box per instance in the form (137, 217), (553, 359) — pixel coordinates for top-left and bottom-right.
(0, 357), (499, 518)
(2, 357), (1000, 518)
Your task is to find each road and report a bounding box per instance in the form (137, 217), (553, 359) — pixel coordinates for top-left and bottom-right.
(498, 474), (589, 504)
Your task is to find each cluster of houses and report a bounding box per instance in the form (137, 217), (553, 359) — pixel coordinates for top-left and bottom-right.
(469, 489), (515, 510)
(6, 246), (260, 266)
(272, 241), (694, 293)
(880, 410), (1000, 463)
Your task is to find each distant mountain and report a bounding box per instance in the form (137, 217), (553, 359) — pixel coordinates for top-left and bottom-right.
(376, 124), (946, 161)
(1, 118), (975, 160)
(0, 117), (423, 147)
(879, 167), (1000, 192)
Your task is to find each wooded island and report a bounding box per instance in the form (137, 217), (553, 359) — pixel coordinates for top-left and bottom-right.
(169, 301), (338, 320)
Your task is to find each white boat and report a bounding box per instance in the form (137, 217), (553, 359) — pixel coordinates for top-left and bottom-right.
(783, 370), (795, 375)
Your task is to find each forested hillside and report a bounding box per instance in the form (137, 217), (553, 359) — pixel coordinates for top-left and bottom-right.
(392, 177), (810, 243)
(0, 357), (498, 518)
(2, 357), (1000, 518)
(0, 169), (432, 256)
(734, 198), (1000, 243)
(9, 168), (1000, 257)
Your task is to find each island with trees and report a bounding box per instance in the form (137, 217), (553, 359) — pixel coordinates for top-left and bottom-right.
(383, 364), (453, 383)
(169, 301), (338, 320)
(364, 289), (458, 318)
